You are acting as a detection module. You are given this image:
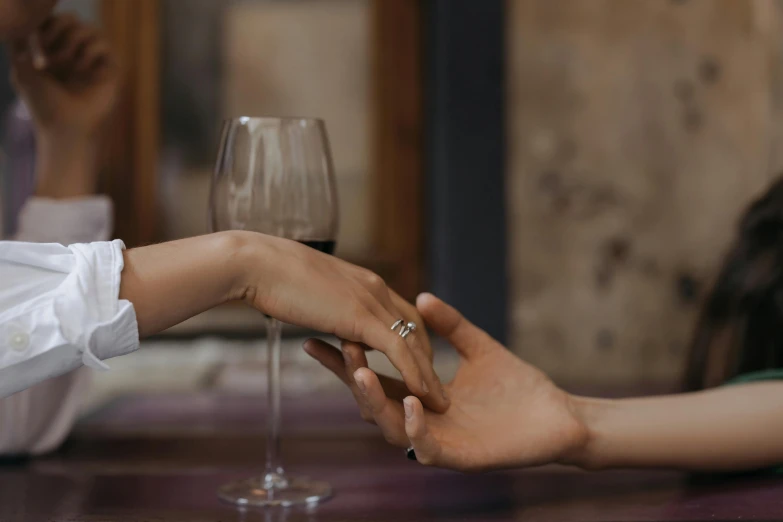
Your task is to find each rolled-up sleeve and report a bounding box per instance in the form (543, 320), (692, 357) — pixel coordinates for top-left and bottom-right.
(0, 239), (139, 399)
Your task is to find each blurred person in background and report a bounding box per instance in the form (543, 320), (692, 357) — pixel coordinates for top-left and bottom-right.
(0, 12), (119, 454)
(0, 0), (447, 454)
(306, 179), (783, 474)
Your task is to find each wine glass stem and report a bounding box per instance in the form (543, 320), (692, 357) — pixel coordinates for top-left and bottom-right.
(264, 317), (286, 489)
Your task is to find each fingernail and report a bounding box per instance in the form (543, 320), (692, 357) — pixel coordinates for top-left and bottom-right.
(343, 349), (352, 365)
(404, 398), (413, 420)
(355, 375), (367, 394)
(421, 380), (429, 394)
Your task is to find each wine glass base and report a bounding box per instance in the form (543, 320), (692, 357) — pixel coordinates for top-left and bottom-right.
(218, 476), (332, 507)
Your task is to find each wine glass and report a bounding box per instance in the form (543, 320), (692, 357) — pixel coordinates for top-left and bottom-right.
(210, 117), (338, 507)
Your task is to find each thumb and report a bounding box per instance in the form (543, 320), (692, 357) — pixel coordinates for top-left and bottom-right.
(403, 396), (441, 467)
(415, 293), (499, 359)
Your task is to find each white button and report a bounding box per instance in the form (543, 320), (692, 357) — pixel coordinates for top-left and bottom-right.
(9, 331), (30, 352)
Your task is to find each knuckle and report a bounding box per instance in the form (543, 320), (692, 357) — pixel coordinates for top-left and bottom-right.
(360, 269), (385, 292)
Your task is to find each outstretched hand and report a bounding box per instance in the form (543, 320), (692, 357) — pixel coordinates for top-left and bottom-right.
(305, 293), (588, 472)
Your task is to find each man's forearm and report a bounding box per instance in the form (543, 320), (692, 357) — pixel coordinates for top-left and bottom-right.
(119, 231), (258, 337)
(571, 383), (783, 471)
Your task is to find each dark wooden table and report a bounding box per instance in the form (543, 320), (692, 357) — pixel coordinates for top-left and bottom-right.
(2, 391), (782, 522)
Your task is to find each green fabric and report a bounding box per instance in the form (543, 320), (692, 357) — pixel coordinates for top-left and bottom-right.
(725, 368), (783, 386)
(724, 369), (783, 474)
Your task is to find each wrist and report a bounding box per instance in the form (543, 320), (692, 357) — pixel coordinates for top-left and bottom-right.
(220, 230), (277, 305)
(35, 134), (99, 199)
(38, 129), (100, 148)
(122, 232), (265, 338)
(560, 395), (613, 470)
(37, 121), (101, 138)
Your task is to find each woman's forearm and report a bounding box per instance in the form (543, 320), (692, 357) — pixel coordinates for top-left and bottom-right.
(119, 231), (257, 337)
(119, 231), (446, 406)
(570, 383), (783, 471)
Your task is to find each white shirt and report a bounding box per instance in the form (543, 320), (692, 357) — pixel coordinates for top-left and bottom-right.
(0, 197), (139, 455)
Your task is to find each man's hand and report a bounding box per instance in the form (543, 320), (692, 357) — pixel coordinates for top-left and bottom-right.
(305, 293), (588, 472)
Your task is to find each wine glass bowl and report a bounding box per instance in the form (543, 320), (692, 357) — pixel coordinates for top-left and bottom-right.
(210, 117), (338, 240)
(210, 117), (338, 507)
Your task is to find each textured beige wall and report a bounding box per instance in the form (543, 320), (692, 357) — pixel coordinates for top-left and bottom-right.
(507, 0), (783, 385)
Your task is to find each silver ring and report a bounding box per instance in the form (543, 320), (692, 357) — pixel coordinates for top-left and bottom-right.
(401, 322), (417, 339)
(392, 320), (417, 339)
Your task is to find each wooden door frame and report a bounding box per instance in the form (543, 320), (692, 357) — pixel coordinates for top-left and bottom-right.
(100, 0), (161, 247)
(370, 0), (425, 300)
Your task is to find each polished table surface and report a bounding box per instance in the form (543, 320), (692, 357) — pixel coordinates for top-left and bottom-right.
(2, 391), (783, 522)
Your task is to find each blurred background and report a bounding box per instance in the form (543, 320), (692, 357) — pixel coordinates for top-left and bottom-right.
(2, 0), (782, 409)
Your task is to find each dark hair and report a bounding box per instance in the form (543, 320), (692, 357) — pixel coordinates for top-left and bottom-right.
(684, 177), (783, 391)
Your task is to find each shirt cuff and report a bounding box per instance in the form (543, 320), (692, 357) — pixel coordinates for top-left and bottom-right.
(87, 300), (139, 366)
(58, 240), (139, 369)
(15, 196), (113, 244)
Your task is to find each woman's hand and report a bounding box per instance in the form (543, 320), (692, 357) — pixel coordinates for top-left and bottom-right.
(9, 14), (119, 199)
(239, 235), (446, 410)
(120, 232), (449, 413)
(305, 293), (588, 472)
(306, 289), (441, 427)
